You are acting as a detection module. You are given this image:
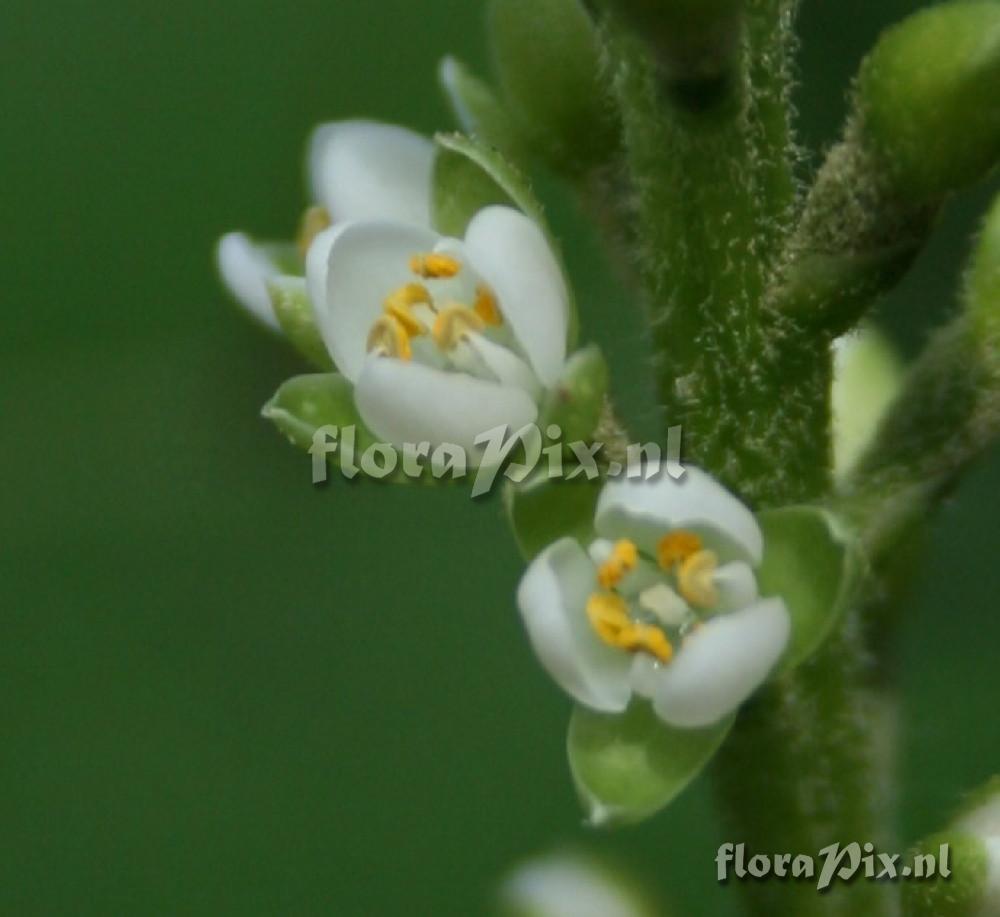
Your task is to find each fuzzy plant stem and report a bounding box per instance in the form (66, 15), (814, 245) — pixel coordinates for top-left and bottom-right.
(606, 5), (895, 914)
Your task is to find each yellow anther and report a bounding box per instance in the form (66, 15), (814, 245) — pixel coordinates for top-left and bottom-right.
(623, 623), (674, 664)
(656, 530), (704, 570)
(431, 304), (485, 351)
(383, 283), (432, 337)
(474, 284), (503, 326)
(596, 539), (639, 589)
(410, 252), (461, 279)
(366, 315), (412, 361)
(677, 549), (720, 609)
(296, 205), (332, 260)
(586, 592), (633, 642)
(586, 593), (673, 664)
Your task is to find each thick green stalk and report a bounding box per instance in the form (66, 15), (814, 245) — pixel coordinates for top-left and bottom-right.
(609, 6), (895, 915)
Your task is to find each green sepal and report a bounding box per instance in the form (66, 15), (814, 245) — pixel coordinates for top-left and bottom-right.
(538, 345), (609, 446)
(756, 506), (859, 673)
(567, 701), (734, 827)
(432, 146), (518, 239)
(433, 132), (546, 233)
(859, 1), (1000, 200)
(505, 470), (601, 561)
(262, 372), (373, 454)
(488, 0), (616, 173)
(267, 276), (333, 370)
(432, 133), (579, 348)
(437, 56), (526, 159)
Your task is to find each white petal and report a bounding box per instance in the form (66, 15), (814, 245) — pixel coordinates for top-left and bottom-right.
(355, 356), (538, 459)
(216, 232), (280, 329)
(595, 467), (764, 566)
(713, 562), (758, 613)
(319, 221), (441, 381)
(517, 539), (633, 713)
(464, 206), (569, 386)
(500, 853), (648, 917)
(308, 120), (435, 226)
(462, 333), (542, 400)
(652, 598), (790, 728)
(304, 223), (346, 326)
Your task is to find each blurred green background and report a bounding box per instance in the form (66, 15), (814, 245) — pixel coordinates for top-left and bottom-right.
(2, 1), (999, 914)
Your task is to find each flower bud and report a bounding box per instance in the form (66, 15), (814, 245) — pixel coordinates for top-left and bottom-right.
(859, 2), (1000, 200)
(488, 0), (616, 172)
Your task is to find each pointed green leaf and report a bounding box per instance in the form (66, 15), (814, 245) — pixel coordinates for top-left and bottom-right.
(568, 701), (733, 827)
(267, 277), (333, 370)
(756, 506), (858, 672)
(505, 471), (601, 561)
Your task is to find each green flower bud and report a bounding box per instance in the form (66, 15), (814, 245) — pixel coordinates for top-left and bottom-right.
(859, 2), (1000, 200)
(488, 0), (616, 172)
(538, 345), (609, 445)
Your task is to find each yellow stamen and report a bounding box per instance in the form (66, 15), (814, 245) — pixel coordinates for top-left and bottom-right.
(586, 593), (673, 664)
(474, 284), (503, 326)
(622, 623), (674, 664)
(366, 315), (412, 361)
(410, 252), (461, 279)
(432, 304), (485, 351)
(677, 549), (720, 609)
(296, 205), (332, 260)
(383, 283), (432, 337)
(596, 539), (639, 589)
(656, 530), (703, 570)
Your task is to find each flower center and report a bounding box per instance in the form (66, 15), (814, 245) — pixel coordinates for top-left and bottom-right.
(587, 531), (723, 662)
(365, 253), (504, 363)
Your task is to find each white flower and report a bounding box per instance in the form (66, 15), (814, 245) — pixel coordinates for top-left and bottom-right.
(216, 120), (436, 328)
(306, 204), (570, 458)
(516, 468), (790, 728)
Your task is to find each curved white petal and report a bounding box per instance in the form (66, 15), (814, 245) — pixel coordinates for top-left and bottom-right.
(517, 539), (633, 714)
(464, 206), (569, 386)
(319, 221), (441, 381)
(595, 467), (763, 566)
(304, 223), (347, 325)
(355, 356), (538, 459)
(463, 333), (542, 400)
(713, 561), (758, 613)
(216, 232), (280, 329)
(651, 598), (790, 728)
(308, 120), (435, 226)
